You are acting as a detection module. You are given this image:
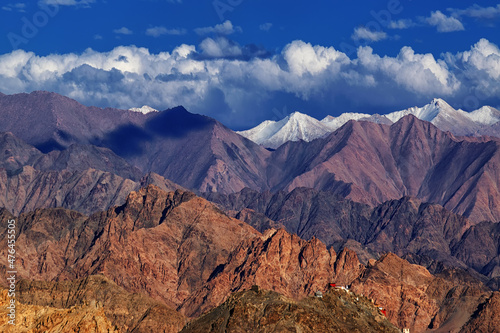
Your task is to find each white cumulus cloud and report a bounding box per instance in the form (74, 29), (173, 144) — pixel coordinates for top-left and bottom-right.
(0, 39), (499, 128)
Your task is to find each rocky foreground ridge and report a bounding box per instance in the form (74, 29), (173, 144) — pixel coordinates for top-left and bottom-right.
(0, 186), (499, 332)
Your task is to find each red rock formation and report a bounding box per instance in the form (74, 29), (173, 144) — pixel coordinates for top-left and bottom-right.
(350, 253), (490, 332)
(460, 291), (500, 333)
(181, 228), (364, 317)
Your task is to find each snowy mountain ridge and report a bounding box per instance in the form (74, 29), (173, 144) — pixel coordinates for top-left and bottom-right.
(238, 99), (500, 149)
(237, 111), (332, 149)
(129, 105), (158, 114)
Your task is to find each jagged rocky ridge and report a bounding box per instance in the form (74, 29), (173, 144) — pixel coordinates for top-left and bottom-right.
(0, 186), (498, 332)
(204, 187), (500, 287)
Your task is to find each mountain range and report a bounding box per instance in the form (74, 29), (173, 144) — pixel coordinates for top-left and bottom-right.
(238, 98), (500, 149)
(204, 187), (500, 288)
(1, 185), (499, 332)
(2, 91), (500, 223)
(2, 90), (500, 331)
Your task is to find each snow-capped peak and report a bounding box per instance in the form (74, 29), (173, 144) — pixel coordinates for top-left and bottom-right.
(237, 111), (332, 149)
(321, 112), (372, 131)
(129, 105), (158, 114)
(385, 98), (456, 123)
(238, 99), (500, 148)
(467, 106), (500, 125)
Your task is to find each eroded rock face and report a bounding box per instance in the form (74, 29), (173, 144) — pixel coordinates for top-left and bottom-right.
(460, 291), (500, 333)
(0, 186), (497, 333)
(0, 288), (119, 333)
(350, 253), (490, 333)
(181, 287), (400, 333)
(207, 188), (498, 284)
(181, 229), (364, 317)
(15, 275), (186, 333)
(0, 185), (260, 310)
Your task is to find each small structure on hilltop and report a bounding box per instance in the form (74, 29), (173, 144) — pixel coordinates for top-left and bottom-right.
(315, 291), (323, 298)
(374, 303), (387, 317)
(379, 306), (387, 317)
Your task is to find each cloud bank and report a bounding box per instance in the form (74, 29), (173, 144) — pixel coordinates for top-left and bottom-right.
(0, 38), (499, 128)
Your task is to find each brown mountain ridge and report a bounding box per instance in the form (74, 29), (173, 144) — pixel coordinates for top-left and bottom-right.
(2, 91), (500, 224)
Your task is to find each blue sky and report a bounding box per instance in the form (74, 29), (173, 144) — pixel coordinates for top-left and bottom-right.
(1, 0), (500, 129)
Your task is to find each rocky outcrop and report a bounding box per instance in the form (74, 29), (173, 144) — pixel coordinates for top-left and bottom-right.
(0, 185), (260, 310)
(181, 228), (364, 317)
(16, 275), (186, 333)
(181, 287), (400, 333)
(207, 188), (497, 284)
(460, 292), (500, 333)
(350, 253), (490, 333)
(0, 187), (498, 332)
(0, 288), (119, 333)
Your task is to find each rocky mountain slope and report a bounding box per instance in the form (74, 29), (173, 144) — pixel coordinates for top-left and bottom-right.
(0, 130), (183, 215)
(15, 275), (186, 333)
(0, 186), (498, 332)
(266, 115), (500, 223)
(205, 187), (499, 284)
(181, 228), (364, 317)
(0, 186), (260, 310)
(0, 91), (271, 194)
(181, 287), (400, 333)
(0, 287), (119, 333)
(350, 253), (491, 333)
(459, 291), (500, 333)
(0, 131), (142, 180)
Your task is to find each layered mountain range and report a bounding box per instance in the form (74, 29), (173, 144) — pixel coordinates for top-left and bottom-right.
(204, 187), (500, 287)
(1, 90), (500, 331)
(2, 91), (500, 224)
(1, 186), (499, 332)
